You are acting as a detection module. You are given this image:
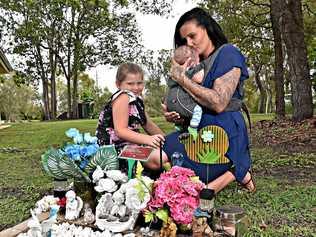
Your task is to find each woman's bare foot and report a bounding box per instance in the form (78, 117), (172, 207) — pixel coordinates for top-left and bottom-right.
(241, 171), (256, 193)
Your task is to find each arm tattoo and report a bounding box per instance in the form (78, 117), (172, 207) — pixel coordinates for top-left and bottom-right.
(177, 67), (241, 113)
(171, 64), (186, 84)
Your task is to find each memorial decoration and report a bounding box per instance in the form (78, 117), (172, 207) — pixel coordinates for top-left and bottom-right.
(144, 166), (204, 226)
(94, 162), (153, 233)
(41, 128), (119, 183)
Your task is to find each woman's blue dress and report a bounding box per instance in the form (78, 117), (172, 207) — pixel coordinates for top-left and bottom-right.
(163, 44), (251, 184)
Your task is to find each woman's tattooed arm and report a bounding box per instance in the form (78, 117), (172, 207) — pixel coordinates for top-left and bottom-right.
(171, 67), (241, 113)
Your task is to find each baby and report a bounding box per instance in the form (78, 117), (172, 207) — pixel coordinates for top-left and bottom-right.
(166, 45), (205, 140)
(173, 45), (204, 84)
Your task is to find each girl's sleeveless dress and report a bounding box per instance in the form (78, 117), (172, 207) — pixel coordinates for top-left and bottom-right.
(96, 89), (147, 153)
(163, 44), (251, 184)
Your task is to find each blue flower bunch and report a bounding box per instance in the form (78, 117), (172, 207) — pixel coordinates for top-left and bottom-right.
(62, 128), (99, 169)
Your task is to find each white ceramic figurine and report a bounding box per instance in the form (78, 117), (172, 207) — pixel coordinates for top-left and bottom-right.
(65, 190), (83, 220)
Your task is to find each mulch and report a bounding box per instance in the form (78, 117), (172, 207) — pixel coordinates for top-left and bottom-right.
(250, 117), (316, 153)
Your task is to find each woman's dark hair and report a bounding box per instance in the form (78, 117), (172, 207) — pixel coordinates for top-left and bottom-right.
(174, 7), (228, 49)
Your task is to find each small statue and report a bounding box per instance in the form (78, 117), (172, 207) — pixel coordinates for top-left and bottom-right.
(26, 210), (42, 237)
(111, 191), (127, 219)
(159, 217), (177, 237)
(41, 205), (59, 236)
(83, 203), (95, 224)
(192, 216), (213, 237)
(65, 190), (83, 220)
(96, 193), (114, 217)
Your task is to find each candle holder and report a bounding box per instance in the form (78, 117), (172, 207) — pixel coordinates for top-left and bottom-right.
(214, 205), (249, 237)
(199, 188), (215, 212)
(53, 178), (69, 199)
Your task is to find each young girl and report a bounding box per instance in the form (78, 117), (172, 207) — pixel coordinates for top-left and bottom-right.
(96, 62), (168, 170)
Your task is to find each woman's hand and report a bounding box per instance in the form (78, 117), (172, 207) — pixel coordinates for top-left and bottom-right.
(161, 103), (184, 124)
(144, 134), (165, 149)
(170, 57), (190, 84)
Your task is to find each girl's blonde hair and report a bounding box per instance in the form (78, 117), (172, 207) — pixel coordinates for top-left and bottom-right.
(116, 62), (144, 83)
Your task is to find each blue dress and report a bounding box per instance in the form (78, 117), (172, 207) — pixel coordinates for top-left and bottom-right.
(163, 44), (251, 184)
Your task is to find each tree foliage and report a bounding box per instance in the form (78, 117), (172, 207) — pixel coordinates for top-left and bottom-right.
(0, 0), (174, 120)
(141, 49), (171, 117)
(0, 75), (41, 121)
(199, 0), (314, 120)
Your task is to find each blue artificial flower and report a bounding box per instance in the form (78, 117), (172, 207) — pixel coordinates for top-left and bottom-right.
(80, 144), (99, 157)
(84, 133), (97, 144)
(64, 144), (81, 161)
(65, 128), (80, 138)
(73, 133), (83, 144)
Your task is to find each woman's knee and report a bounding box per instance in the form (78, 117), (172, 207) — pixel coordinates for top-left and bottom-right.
(145, 150), (168, 170)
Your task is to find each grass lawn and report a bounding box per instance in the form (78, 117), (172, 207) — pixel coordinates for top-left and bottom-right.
(0, 115), (315, 236)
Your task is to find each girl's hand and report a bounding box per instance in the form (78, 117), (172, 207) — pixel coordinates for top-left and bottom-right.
(145, 134), (165, 149)
(170, 57), (190, 83)
(161, 103), (184, 124)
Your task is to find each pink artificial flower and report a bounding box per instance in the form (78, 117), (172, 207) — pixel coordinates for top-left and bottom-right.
(169, 166), (196, 177)
(170, 196), (199, 225)
(182, 179), (205, 196)
(145, 166), (205, 225)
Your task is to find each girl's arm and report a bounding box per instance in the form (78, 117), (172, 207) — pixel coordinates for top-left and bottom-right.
(170, 58), (240, 113)
(112, 93), (164, 148)
(143, 112), (165, 136)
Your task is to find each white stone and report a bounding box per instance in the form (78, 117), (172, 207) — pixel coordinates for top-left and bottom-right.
(124, 233), (136, 237)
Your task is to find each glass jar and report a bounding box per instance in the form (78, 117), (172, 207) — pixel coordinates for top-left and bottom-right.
(213, 205), (249, 237)
(53, 178), (69, 199)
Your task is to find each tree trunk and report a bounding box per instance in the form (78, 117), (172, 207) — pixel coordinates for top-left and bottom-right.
(36, 44), (50, 120)
(280, 0), (313, 121)
(71, 38), (81, 119)
(43, 78), (50, 120)
(49, 49), (57, 120)
(270, 0), (286, 118)
(266, 78), (273, 114)
(72, 72), (79, 119)
(253, 64), (266, 113)
(67, 76), (72, 119)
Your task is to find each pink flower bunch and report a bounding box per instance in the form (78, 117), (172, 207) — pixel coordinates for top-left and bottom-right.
(147, 166), (205, 225)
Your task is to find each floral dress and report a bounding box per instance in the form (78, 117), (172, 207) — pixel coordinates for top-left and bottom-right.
(96, 90), (147, 153)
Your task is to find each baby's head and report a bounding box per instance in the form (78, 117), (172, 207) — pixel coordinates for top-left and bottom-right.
(174, 45), (200, 67)
(174, 46), (204, 84)
(116, 62), (144, 96)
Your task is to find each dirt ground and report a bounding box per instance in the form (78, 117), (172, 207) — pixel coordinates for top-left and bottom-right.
(250, 117), (316, 184)
(251, 117), (316, 153)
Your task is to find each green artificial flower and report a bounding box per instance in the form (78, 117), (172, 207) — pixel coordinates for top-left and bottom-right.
(197, 147), (220, 164)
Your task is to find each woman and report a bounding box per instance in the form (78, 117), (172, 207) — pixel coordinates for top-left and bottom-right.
(162, 7), (255, 194)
